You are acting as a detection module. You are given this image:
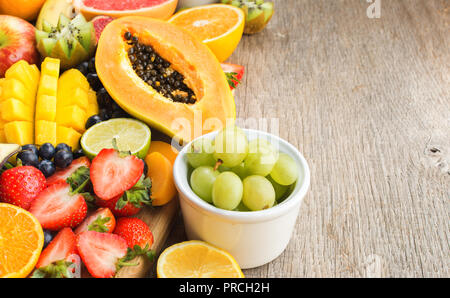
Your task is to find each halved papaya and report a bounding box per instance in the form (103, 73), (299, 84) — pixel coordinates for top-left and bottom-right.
(95, 17), (236, 143)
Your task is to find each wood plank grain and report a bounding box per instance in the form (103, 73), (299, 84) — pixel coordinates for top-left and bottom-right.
(162, 0), (449, 278)
(116, 197), (179, 278)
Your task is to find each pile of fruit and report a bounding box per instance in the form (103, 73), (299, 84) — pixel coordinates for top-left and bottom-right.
(187, 125), (298, 211)
(0, 135), (180, 277)
(0, 57), (98, 150)
(0, 0), (277, 278)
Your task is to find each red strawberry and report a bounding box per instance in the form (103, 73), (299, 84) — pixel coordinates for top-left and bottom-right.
(47, 157), (91, 186)
(96, 194), (143, 217)
(75, 207), (116, 235)
(36, 227), (77, 268)
(65, 253), (82, 277)
(76, 231), (128, 278)
(32, 228), (81, 278)
(90, 149), (144, 200)
(114, 217), (154, 249)
(221, 63), (244, 90)
(0, 166), (46, 210)
(29, 183), (88, 231)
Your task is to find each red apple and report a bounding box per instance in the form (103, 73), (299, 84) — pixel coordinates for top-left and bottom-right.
(0, 15), (39, 77)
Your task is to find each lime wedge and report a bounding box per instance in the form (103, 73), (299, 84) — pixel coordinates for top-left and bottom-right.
(81, 118), (151, 159)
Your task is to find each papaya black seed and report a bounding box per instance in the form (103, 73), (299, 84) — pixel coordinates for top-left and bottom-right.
(125, 34), (197, 104)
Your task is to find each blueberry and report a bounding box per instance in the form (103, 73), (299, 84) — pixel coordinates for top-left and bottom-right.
(141, 159), (148, 177)
(73, 148), (85, 159)
(99, 108), (112, 121)
(111, 101), (121, 112)
(17, 150), (39, 167)
(76, 61), (89, 75)
(43, 230), (55, 248)
(86, 73), (102, 91)
(88, 57), (96, 73)
(22, 144), (38, 156)
(54, 149), (73, 168)
(55, 143), (72, 153)
(112, 109), (129, 119)
(38, 143), (56, 160)
(96, 88), (112, 109)
(85, 115), (103, 129)
(38, 160), (56, 178)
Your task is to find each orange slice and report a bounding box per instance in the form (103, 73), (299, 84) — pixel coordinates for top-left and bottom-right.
(157, 240), (244, 278)
(169, 4), (245, 62)
(0, 203), (44, 278)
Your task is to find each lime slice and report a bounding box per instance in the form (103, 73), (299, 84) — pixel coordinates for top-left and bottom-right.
(81, 118), (151, 159)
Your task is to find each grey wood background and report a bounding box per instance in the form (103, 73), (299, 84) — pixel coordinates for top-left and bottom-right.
(156, 0), (449, 277)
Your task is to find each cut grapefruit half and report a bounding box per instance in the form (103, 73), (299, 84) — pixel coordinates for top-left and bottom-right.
(73, 0), (178, 21)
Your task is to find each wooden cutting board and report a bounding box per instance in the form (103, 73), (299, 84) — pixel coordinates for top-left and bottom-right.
(80, 196), (179, 278)
(116, 133), (181, 278)
(116, 197), (180, 278)
(79, 133), (181, 278)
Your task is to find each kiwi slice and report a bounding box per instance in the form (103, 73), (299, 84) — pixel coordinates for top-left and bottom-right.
(222, 0), (274, 34)
(36, 13), (96, 70)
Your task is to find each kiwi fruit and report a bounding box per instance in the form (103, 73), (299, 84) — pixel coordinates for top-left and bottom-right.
(222, 0), (274, 34)
(35, 14), (96, 70)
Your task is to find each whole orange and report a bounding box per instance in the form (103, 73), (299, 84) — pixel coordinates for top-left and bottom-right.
(0, 0), (46, 21)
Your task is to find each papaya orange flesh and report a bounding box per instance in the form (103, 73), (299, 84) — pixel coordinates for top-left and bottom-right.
(146, 151), (177, 206)
(95, 17), (236, 143)
(148, 141), (178, 164)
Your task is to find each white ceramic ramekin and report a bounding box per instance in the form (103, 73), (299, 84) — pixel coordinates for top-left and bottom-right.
(173, 129), (310, 269)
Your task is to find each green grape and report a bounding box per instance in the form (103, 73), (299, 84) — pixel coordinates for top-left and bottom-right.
(231, 163), (248, 179)
(269, 153), (299, 185)
(244, 138), (278, 176)
(234, 201), (250, 212)
(212, 172), (243, 210)
(213, 125), (248, 168)
(242, 175), (275, 211)
(186, 138), (216, 168)
(267, 175), (289, 201)
(190, 166), (219, 203)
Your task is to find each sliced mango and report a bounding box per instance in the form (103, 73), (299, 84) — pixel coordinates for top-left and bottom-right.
(58, 69), (90, 92)
(58, 87), (89, 111)
(34, 57), (60, 146)
(1, 78), (33, 106)
(41, 57), (60, 78)
(0, 59), (98, 149)
(86, 89), (99, 118)
(0, 129), (5, 143)
(1, 98), (34, 122)
(1, 61), (40, 145)
(35, 120), (57, 146)
(29, 65), (41, 87)
(4, 61), (36, 93)
(37, 74), (58, 97)
(56, 105), (86, 133)
(55, 69), (97, 146)
(35, 95), (57, 121)
(0, 78), (4, 99)
(4, 121), (33, 145)
(57, 126), (81, 150)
